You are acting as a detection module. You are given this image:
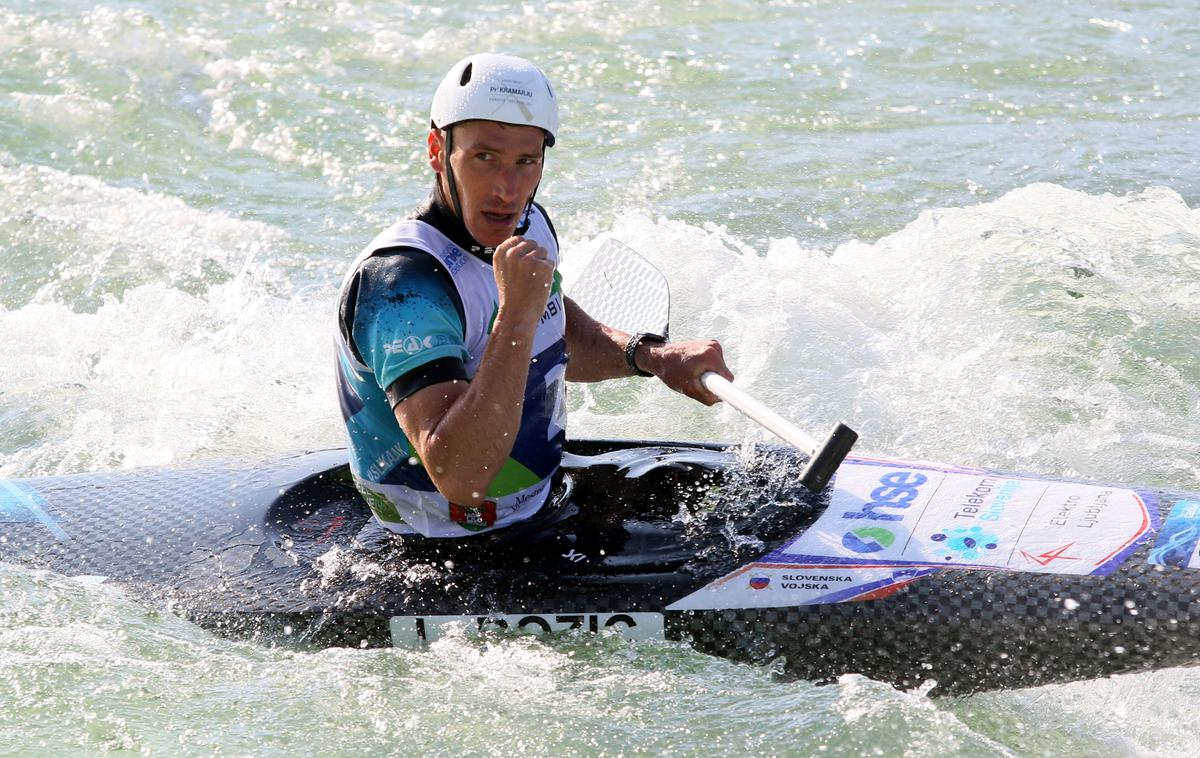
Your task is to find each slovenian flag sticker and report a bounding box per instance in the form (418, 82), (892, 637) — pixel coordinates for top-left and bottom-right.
(749, 576), (770, 590)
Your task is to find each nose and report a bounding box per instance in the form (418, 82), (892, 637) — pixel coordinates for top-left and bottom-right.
(493, 166), (519, 204)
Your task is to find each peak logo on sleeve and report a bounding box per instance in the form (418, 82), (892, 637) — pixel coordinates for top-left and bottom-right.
(383, 334), (456, 356)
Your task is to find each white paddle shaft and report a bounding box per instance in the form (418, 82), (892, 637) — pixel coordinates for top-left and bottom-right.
(701, 372), (819, 454)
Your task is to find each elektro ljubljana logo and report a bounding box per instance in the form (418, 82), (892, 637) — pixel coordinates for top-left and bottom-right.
(841, 526), (896, 553)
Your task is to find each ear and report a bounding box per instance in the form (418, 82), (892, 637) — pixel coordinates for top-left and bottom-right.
(428, 129), (446, 173)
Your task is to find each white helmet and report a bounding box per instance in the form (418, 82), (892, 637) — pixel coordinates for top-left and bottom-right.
(430, 53), (558, 146)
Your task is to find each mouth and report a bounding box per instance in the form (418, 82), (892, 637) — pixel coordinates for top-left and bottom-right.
(481, 210), (518, 226)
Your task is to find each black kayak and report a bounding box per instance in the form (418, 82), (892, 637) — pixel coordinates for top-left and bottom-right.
(3, 438), (1199, 695)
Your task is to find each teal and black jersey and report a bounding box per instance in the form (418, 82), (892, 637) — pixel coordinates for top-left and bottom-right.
(336, 194), (567, 537)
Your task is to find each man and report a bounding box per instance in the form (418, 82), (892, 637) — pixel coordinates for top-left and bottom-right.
(336, 53), (733, 538)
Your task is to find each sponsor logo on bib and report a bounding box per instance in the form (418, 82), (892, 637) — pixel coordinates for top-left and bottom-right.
(449, 500), (497, 531)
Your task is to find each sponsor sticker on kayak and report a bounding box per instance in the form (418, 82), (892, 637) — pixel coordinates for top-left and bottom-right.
(1148, 499), (1200, 568)
(390, 612), (665, 647)
(0, 480), (69, 540)
(666, 563), (939, 611)
(667, 457), (1157, 611)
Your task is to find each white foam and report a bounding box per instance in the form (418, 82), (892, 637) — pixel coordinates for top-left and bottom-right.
(1089, 17), (1134, 33)
(563, 213), (877, 445)
(0, 159), (289, 310)
(9, 92), (115, 127)
(1, 5), (217, 67)
(0, 275), (341, 476)
(565, 185), (1200, 487)
(5, 179), (1197, 489)
(823, 184), (1200, 478)
(0, 163), (339, 476)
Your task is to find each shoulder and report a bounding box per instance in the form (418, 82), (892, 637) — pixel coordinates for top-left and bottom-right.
(339, 246), (465, 359)
(358, 246), (453, 289)
(351, 246), (463, 323)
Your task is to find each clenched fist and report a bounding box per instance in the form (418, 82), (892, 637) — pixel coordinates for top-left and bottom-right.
(493, 236), (556, 330)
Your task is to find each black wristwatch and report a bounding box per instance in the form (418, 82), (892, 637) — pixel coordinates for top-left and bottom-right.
(624, 332), (666, 377)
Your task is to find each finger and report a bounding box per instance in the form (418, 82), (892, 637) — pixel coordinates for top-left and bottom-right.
(498, 241), (536, 260)
(694, 383), (721, 407)
(521, 244), (550, 261)
(499, 236), (542, 256)
(702, 341), (735, 383)
(697, 370), (723, 405)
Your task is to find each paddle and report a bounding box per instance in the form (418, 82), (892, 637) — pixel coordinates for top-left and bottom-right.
(568, 238), (859, 491)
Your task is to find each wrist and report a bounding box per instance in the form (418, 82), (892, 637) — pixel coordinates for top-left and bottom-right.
(625, 332), (666, 377)
(493, 306), (540, 336)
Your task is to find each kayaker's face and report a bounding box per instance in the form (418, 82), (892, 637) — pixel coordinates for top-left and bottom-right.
(429, 120), (545, 248)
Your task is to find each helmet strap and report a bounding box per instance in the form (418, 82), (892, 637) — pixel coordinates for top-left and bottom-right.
(515, 184), (537, 235)
(442, 127), (465, 221)
(514, 143), (547, 236)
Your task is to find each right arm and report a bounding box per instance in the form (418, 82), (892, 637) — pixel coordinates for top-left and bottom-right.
(392, 237), (554, 506)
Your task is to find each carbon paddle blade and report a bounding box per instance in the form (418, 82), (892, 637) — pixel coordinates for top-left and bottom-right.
(798, 422), (859, 491)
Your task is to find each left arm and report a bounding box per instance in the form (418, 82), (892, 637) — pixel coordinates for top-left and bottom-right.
(563, 296), (631, 382)
(564, 296), (734, 406)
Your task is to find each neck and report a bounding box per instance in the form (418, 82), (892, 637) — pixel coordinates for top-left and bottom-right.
(419, 183), (493, 260)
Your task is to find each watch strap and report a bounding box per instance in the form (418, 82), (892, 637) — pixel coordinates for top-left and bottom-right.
(624, 332), (666, 377)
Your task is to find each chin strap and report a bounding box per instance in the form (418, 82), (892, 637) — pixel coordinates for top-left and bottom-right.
(514, 187), (537, 235)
